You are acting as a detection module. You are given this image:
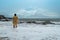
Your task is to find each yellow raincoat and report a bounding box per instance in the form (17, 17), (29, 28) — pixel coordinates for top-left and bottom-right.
(13, 16), (18, 26)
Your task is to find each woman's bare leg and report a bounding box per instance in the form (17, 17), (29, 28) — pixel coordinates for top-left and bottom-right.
(13, 25), (15, 28)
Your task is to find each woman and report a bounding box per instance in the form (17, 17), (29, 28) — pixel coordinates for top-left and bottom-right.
(13, 14), (18, 28)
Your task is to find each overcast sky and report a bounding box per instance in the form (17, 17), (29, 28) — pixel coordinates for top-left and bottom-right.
(0, 0), (60, 18)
